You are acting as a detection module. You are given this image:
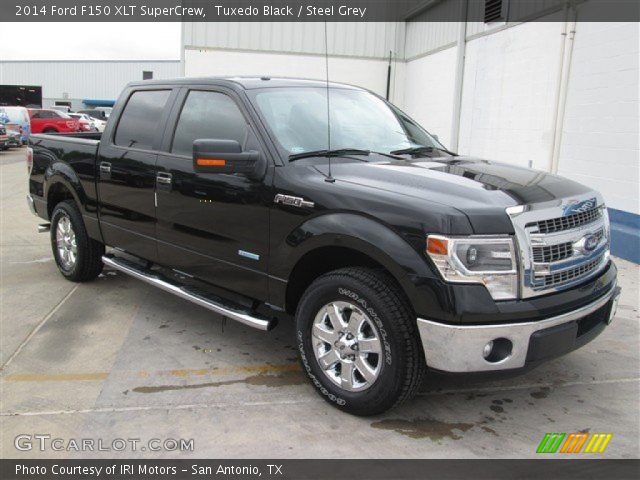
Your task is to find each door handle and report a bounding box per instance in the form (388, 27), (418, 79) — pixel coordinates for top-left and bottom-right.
(156, 172), (173, 185)
(99, 161), (111, 174)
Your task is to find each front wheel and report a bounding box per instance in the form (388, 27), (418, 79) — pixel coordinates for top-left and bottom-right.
(50, 200), (104, 282)
(296, 267), (426, 416)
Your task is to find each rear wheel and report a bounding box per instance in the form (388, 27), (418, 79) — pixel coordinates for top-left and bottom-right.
(296, 267), (426, 416)
(43, 128), (57, 133)
(50, 200), (104, 281)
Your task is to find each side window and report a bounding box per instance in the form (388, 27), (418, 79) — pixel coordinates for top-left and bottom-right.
(31, 111), (41, 119)
(171, 91), (248, 157)
(115, 90), (171, 150)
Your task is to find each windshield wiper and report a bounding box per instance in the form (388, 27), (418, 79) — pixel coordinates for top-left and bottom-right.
(289, 148), (370, 162)
(390, 146), (456, 156)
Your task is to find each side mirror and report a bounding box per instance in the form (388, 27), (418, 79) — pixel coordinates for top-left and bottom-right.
(193, 139), (264, 178)
(432, 134), (439, 142)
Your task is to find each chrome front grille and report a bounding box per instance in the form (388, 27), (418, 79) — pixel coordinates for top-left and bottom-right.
(527, 207), (602, 234)
(507, 195), (610, 298)
(531, 227), (604, 264)
(532, 242), (573, 263)
(541, 257), (603, 288)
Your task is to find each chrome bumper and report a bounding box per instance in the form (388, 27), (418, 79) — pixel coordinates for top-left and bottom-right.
(417, 287), (619, 372)
(26, 194), (37, 216)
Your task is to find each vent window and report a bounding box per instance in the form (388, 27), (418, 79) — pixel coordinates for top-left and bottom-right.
(484, 0), (505, 23)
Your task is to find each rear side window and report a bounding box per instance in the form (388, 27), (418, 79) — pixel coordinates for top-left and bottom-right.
(171, 91), (248, 157)
(115, 90), (170, 150)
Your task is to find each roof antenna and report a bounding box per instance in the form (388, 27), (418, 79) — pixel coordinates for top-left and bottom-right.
(324, 21), (335, 183)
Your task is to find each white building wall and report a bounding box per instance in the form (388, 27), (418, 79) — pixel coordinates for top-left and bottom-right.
(184, 49), (402, 103)
(183, 21), (406, 106)
(457, 22), (564, 169)
(557, 21), (639, 214)
(403, 47), (457, 148)
(184, 22), (404, 59)
(404, 2), (460, 60)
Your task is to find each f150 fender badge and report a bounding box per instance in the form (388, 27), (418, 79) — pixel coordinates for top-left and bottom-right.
(274, 193), (314, 208)
(562, 197), (596, 216)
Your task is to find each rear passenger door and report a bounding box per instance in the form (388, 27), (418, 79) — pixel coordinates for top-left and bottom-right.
(97, 87), (177, 262)
(154, 87), (272, 301)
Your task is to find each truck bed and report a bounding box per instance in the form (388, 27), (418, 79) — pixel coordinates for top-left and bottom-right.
(30, 131), (102, 144)
(29, 132), (103, 225)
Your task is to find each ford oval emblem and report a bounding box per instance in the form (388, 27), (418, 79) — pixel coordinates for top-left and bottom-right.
(583, 234), (599, 252)
(563, 197), (596, 216)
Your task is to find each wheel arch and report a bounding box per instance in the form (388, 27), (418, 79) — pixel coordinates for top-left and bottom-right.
(285, 245), (401, 315)
(45, 170), (85, 219)
(278, 213), (437, 315)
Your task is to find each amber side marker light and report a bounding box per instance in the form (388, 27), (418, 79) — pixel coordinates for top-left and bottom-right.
(196, 158), (226, 166)
(426, 236), (449, 255)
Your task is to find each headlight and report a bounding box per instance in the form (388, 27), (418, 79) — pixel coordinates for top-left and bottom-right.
(426, 235), (519, 300)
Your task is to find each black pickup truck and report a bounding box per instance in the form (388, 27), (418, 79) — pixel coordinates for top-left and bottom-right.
(27, 77), (620, 415)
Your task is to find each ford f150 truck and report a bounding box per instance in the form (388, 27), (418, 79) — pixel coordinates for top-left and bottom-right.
(27, 77), (620, 415)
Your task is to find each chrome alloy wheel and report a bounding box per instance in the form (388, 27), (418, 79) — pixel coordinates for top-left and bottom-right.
(311, 301), (383, 392)
(56, 215), (77, 270)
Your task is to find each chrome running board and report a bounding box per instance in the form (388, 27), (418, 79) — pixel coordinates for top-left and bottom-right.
(102, 254), (275, 331)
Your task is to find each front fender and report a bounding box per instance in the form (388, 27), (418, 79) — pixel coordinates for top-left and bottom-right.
(270, 212), (442, 314)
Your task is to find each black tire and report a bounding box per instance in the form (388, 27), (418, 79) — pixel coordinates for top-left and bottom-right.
(296, 267), (426, 416)
(50, 200), (104, 282)
(43, 128), (57, 133)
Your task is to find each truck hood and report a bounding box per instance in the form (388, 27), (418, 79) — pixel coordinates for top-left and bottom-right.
(328, 155), (595, 234)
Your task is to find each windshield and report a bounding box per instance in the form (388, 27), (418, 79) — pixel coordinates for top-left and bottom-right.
(53, 110), (72, 119)
(251, 87), (441, 157)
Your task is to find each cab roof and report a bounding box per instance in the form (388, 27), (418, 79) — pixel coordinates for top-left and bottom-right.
(126, 76), (363, 91)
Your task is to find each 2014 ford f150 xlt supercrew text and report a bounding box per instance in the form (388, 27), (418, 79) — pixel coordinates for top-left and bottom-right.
(27, 77), (620, 415)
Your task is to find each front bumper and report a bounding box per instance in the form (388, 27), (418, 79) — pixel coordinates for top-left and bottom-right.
(417, 284), (620, 372)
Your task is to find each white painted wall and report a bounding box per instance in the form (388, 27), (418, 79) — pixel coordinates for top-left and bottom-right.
(457, 22), (564, 169)
(403, 47), (457, 148)
(184, 22), (404, 60)
(184, 48), (402, 102)
(557, 22), (639, 214)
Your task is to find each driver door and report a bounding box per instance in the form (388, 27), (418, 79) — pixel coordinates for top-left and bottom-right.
(154, 88), (272, 301)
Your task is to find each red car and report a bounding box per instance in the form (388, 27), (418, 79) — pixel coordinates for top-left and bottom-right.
(28, 109), (79, 134)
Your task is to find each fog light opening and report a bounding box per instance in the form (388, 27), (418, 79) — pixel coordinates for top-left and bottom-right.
(482, 338), (513, 363)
